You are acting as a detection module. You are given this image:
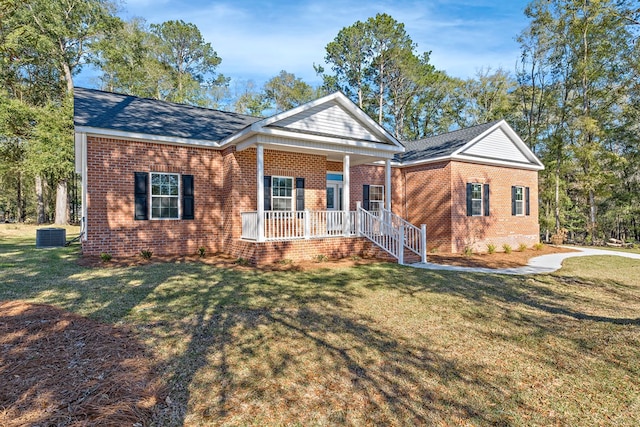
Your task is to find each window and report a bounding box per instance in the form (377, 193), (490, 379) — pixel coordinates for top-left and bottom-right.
(512, 186), (530, 216)
(466, 183), (490, 217)
(151, 173), (179, 219)
(272, 176), (293, 211)
(369, 185), (384, 212)
(470, 183), (483, 216)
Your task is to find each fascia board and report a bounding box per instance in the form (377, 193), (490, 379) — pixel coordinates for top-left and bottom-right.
(75, 126), (222, 148)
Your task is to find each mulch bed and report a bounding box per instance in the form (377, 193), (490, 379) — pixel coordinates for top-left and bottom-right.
(426, 245), (577, 269)
(0, 301), (163, 427)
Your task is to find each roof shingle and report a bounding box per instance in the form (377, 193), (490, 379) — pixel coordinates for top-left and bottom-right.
(397, 121), (500, 163)
(74, 87), (261, 142)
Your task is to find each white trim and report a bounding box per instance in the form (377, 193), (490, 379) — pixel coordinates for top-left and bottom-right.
(270, 176), (295, 211)
(513, 185), (525, 216)
(343, 155), (350, 236)
(149, 172), (181, 220)
(256, 144), (264, 242)
(452, 120), (544, 169)
(80, 133), (88, 242)
(469, 183), (483, 217)
(75, 126), (222, 148)
(385, 159), (392, 211)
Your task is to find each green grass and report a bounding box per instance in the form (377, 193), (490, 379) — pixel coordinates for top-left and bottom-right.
(2, 225), (640, 426)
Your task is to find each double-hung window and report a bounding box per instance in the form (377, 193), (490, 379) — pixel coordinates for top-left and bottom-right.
(369, 185), (384, 212)
(272, 176), (293, 211)
(513, 186), (525, 216)
(150, 172), (180, 219)
(466, 182), (490, 217)
(470, 183), (483, 216)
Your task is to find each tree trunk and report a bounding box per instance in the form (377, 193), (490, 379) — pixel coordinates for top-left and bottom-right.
(16, 172), (24, 223)
(554, 161), (560, 234)
(589, 189), (596, 244)
(36, 175), (46, 224)
(55, 179), (69, 225)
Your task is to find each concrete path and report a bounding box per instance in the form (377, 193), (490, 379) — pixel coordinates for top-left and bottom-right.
(411, 246), (640, 275)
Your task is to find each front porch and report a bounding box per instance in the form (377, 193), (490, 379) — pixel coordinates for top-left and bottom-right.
(241, 207), (427, 265)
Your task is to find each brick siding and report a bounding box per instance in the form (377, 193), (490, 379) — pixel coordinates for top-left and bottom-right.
(82, 136), (539, 260)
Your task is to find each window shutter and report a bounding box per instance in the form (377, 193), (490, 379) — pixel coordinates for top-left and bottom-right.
(363, 185), (370, 211)
(295, 177), (305, 211)
(483, 184), (490, 217)
(511, 186), (517, 216)
(182, 175), (194, 220)
(134, 172), (148, 220)
(264, 176), (271, 211)
(525, 186), (530, 216)
(466, 183), (473, 217)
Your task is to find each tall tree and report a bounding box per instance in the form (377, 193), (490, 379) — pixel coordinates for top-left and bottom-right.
(2, 0), (118, 224)
(263, 70), (318, 113)
(150, 20), (226, 105)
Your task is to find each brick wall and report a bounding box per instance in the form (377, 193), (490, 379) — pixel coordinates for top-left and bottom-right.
(83, 136), (539, 259)
(450, 161), (539, 253)
(83, 137), (223, 256)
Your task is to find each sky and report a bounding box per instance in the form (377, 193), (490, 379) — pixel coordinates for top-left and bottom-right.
(76, 0), (532, 90)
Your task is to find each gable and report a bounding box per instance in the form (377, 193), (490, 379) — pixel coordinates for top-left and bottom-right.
(269, 101), (386, 143)
(459, 127), (531, 164)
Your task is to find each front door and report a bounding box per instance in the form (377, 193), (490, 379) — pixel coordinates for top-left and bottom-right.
(326, 181), (343, 231)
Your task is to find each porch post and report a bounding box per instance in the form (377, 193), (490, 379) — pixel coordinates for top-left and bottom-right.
(343, 154), (351, 236)
(385, 158), (392, 212)
(256, 143), (265, 242)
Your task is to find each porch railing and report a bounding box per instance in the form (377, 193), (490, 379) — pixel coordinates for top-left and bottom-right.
(241, 210), (357, 241)
(241, 208), (426, 265)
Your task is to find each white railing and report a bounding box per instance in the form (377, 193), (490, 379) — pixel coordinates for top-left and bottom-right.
(241, 208), (426, 265)
(241, 210), (358, 241)
(382, 210), (424, 257)
(358, 207), (405, 263)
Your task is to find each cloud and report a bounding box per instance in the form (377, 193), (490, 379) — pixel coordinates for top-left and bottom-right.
(111, 0), (530, 86)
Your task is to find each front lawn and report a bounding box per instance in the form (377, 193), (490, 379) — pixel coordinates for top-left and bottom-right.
(1, 225), (639, 426)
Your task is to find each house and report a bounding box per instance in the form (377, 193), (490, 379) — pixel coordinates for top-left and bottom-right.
(74, 88), (544, 264)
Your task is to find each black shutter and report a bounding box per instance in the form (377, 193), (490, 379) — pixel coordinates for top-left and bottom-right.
(363, 185), (370, 211)
(511, 186), (517, 216)
(483, 184), (490, 217)
(134, 172), (148, 220)
(264, 176), (271, 211)
(182, 174), (194, 220)
(466, 183), (473, 216)
(295, 177), (305, 211)
(525, 186), (530, 216)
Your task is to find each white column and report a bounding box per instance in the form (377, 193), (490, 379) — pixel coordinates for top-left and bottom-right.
(343, 154), (351, 236)
(256, 144), (265, 242)
(385, 158), (392, 212)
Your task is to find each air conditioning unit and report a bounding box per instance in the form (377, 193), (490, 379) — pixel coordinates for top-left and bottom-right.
(36, 228), (66, 248)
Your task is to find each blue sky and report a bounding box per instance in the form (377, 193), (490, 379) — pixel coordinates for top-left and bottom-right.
(77, 0), (532, 89)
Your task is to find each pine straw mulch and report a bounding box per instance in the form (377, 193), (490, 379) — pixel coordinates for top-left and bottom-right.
(426, 244), (577, 269)
(77, 245), (577, 271)
(0, 301), (164, 427)
(76, 252), (384, 271)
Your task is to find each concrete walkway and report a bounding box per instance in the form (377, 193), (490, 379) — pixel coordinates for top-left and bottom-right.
(411, 246), (640, 275)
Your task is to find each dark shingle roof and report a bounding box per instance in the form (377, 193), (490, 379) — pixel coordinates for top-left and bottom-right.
(397, 121), (500, 163)
(74, 87), (261, 142)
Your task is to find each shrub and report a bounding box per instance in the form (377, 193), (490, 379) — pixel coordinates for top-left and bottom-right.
(487, 243), (496, 254)
(463, 246), (474, 257)
(533, 242), (544, 251)
(430, 247), (439, 254)
(278, 258), (293, 265)
(235, 257), (249, 266)
(518, 243), (528, 252)
(140, 249), (153, 260)
(314, 254), (329, 263)
(350, 255), (361, 261)
(198, 246), (206, 258)
(503, 244), (512, 254)
(100, 252), (112, 262)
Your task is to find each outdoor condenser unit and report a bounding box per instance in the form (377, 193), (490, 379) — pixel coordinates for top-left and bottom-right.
(36, 228), (66, 248)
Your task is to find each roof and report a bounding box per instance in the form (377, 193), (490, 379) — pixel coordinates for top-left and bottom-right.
(74, 87), (261, 142)
(397, 121), (500, 163)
